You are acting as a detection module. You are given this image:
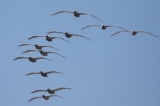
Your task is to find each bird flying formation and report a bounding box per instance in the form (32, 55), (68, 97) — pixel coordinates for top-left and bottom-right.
(14, 9), (159, 104)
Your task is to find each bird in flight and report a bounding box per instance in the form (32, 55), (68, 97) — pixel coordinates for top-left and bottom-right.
(111, 30), (159, 37)
(51, 10), (103, 22)
(26, 71), (62, 77)
(81, 24), (126, 30)
(47, 31), (91, 40)
(22, 49), (65, 57)
(28, 35), (70, 43)
(31, 87), (71, 94)
(28, 95), (63, 102)
(18, 44), (58, 50)
(13, 57), (52, 63)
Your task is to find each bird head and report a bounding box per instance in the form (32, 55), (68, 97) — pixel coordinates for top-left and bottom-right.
(40, 71), (43, 74)
(28, 57), (32, 59)
(47, 88), (50, 91)
(73, 11), (77, 13)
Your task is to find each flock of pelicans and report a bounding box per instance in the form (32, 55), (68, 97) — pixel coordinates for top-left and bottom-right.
(13, 10), (159, 103)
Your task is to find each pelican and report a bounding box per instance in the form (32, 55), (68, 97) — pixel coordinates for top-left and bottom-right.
(47, 31), (90, 40)
(28, 95), (63, 102)
(31, 87), (71, 94)
(111, 30), (159, 37)
(13, 57), (52, 63)
(81, 24), (126, 30)
(51, 10), (103, 22)
(18, 44), (58, 50)
(28, 35), (70, 43)
(22, 50), (65, 57)
(26, 71), (62, 77)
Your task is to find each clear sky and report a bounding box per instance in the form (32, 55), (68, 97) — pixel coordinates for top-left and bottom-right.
(1, 0), (160, 106)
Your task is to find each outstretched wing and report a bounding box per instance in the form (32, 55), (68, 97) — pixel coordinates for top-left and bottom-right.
(46, 71), (63, 74)
(28, 36), (45, 40)
(53, 87), (71, 91)
(49, 95), (64, 98)
(51, 11), (73, 16)
(137, 31), (159, 38)
(107, 25), (127, 30)
(81, 25), (101, 30)
(13, 57), (28, 61)
(31, 90), (47, 93)
(23, 50), (38, 53)
(26, 72), (40, 76)
(47, 31), (65, 34)
(18, 44), (34, 47)
(40, 45), (59, 51)
(71, 34), (91, 40)
(35, 57), (52, 61)
(111, 30), (130, 36)
(79, 12), (103, 22)
(50, 37), (71, 44)
(47, 52), (65, 58)
(28, 96), (42, 102)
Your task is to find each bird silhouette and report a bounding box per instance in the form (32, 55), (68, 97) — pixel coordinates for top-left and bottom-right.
(28, 35), (70, 43)
(13, 57), (52, 63)
(51, 10), (103, 22)
(111, 30), (159, 37)
(47, 31), (90, 40)
(81, 24), (126, 30)
(18, 44), (58, 50)
(22, 49), (65, 57)
(28, 95), (63, 102)
(31, 87), (71, 94)
(26, 71), (62, 77)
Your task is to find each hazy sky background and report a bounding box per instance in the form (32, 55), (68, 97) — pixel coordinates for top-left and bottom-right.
(1, 0), (160, 106)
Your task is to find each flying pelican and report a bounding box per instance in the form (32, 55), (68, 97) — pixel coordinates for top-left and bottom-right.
(28, 95), (63, 102)
(13, 57), (52, 63)
(51, 10), (103, 22)
(18, 44), (58, 50)
(31, 87), (71, 94)
(81, 24), (126, 30)
(22, 50), (65, 57)
(47, 31), (90, 40)
(28, 35), (70, 43)
(26, 71), (62, 77)
(111, 30), (159, 37)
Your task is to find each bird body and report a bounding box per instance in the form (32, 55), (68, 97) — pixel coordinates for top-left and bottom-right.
(13, 57), (52, 63)
(51, 10), (103, 22)
(31, 87), (71, 94)
(81, 24), (125, 30)
(28, 35), (70, 43)
(28, 95), (62, 102)
(18, 44), (56, 50)
(111, 30), (159, 37)
(26, 71), (62, 77)
(47, 31), (90, 40)
(23, 49), (65, 57)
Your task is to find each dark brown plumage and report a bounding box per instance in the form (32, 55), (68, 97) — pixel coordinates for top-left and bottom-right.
(111, 30), (159, 37)
(47, 31), (90, 40)
(13, 57), (52, 63)
(81, 24), (126, 30)
(22, 49), (65, 57)
(26, 71), (62, 77)
(18, 44), (58, 50)
(31, 87), (71, 94)
(28, 35), (70, 43)
(28, 95), (63, 102)
(51, 10), (103, 22)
